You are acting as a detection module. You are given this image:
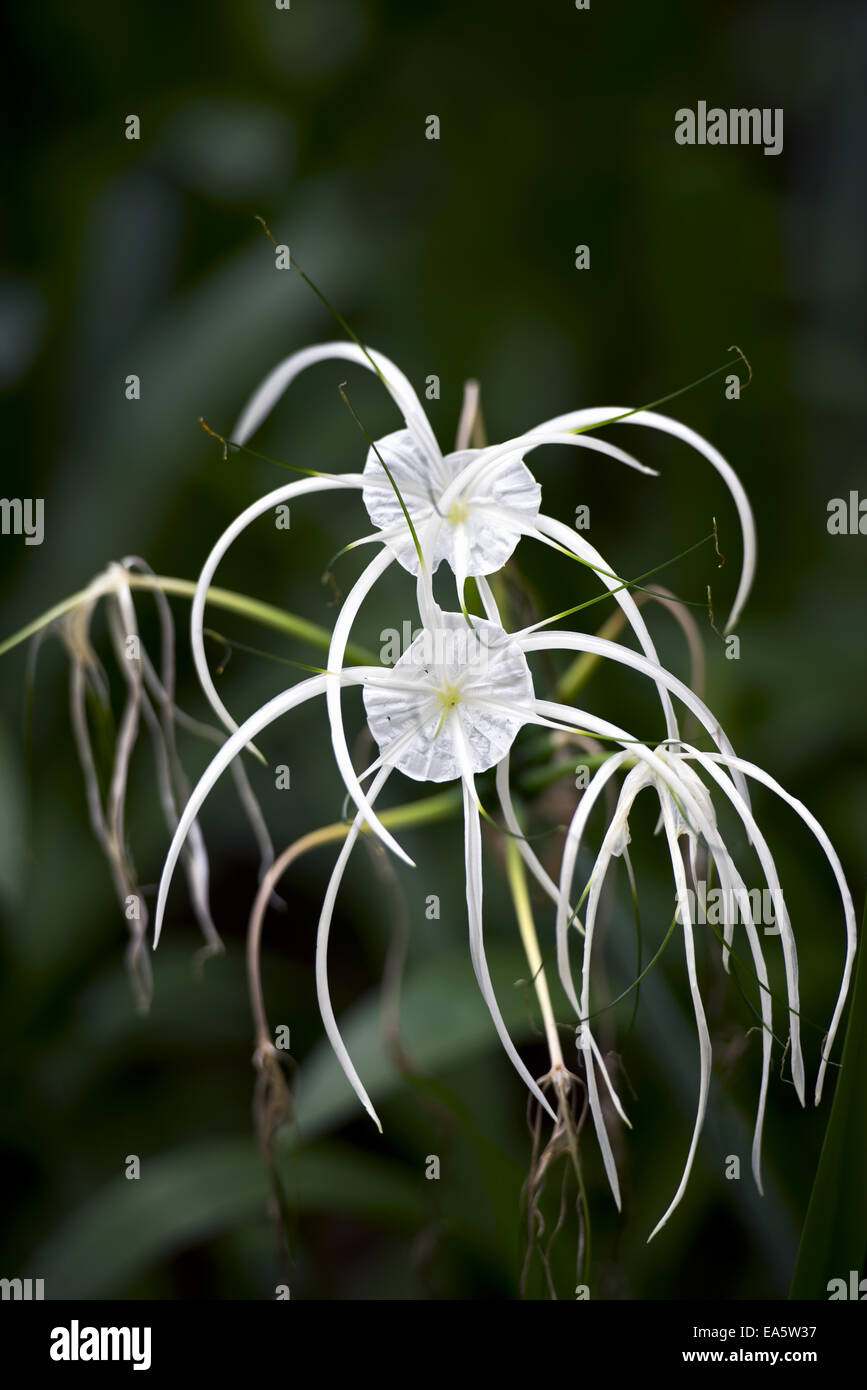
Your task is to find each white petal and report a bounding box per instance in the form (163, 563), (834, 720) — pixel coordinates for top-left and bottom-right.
(680, 747), (856, 1104)
(524, 406), (755, 634)
(315, 765), (392, 1131)
(364, 614), (535, 783)
(648, 794), (712, 1241)
(557, 753), (633, 1016)
(674, 744), (805, 1105)
(706, 846), (772, 1193)
(533, 514), (680, 742)
(522, 633), (750, 812)
(325, 550), (417, 866)
(462, 778), (556, 1120)
(154, 673), (331, 946)
(495, 753), (566, 910)
(191, 475), (362, 742)
(475, 575), (502, 625)
(233, 340), (440, 466)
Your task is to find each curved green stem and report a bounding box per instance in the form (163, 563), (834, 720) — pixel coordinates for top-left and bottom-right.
(0, 573), (379, 666)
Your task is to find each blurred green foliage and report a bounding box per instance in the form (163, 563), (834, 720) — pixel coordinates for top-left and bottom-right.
(1, 0), (864, 1299)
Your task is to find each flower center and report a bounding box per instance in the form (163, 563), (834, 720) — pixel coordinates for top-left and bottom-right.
(361, 429), (541, 578)
(437, 680), (463, 711)
(364, 613), (535, 784)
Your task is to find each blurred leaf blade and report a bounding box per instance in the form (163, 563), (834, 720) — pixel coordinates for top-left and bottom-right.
(790, 898), (867, 1298)
(28, 1137), (428, 1297)
(29, 1140), (269, 1299)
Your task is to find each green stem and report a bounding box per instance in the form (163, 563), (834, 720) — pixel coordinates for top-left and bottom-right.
(0, 573), (379, 667)
(506, 838), (565, 1073)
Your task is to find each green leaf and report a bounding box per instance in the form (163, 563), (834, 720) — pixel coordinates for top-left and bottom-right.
(790, 898), (867, 1298)
(29, 1139), (269, 1298)
(28, 1137), (426, 1297)
(275, 1137), (424, 1229)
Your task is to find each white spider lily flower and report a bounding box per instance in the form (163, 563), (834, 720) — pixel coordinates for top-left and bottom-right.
(195, 341), (754, 786)
(151, 631), (558, 1126)
(231, 338), (656, 593)
(549, 733), (855, 1239)
(196, 340), (693, 862)
(323, 605), (761, 1117)
(153, 592), (854, 1199)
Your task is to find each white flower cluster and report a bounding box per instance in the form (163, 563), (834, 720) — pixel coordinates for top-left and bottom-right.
(154, 342), (855, 1237)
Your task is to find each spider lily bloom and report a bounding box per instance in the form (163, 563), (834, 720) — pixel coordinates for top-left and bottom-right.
(194, 339), (667, 757)
(191, 340), (755, 849)
(549, 731), (855, 1239)
(325, 608), (760, 1124)
(153, 592), (780, 1138)
(230, 338), (755, 631)
(152, 618), (562, 1125)
(216, 339), (758, 868)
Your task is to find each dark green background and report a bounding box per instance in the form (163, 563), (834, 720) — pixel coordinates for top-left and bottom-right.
(1, 0), (864, 1299)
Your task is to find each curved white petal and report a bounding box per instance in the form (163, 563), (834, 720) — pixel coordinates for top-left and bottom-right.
(703, 843), (772, 1194)
(454, 428), (658, 504)
(325, 550), (416, 865)
(521, 631), (750, 811)
(533, 513), (680, 743)
(557, 753), (633, 1016)
(495, 753), (569, 912)
(153, 667), (384, 947)
(672, 745), (804, 1105)
(648, 795), (712, 1241)
(315, 764), (392, 1132)
(154, 672), (338, 946)
(678, 747), (857, 1104)
(233, 340), (440, 466)
(413, 428), (657, 583)
(191, 474), (363, 742)
(475, 575), (502, 625)
(524, 406), (755, 634)
(462, 776), (557, 1121)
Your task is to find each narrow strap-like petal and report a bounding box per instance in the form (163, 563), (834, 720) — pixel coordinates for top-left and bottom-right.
(677, 745), (804, 1105)
(154, 672), (338, 945)
(534, 513), (680, 743)
(678, 746), (856, 1104)
(556, 753), (633, 1016)
(495, 752), (570, 911)
(524, 406), (755, 633)
(191, 474), (363, 742)
(647, 795), (713, 1241)
(523, 634), (750, 811)
(233, 340), (441, 469)
(461, 775), (557, 1120)
(315, 764), (393, 1132)
(325, 549), (416, 866)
